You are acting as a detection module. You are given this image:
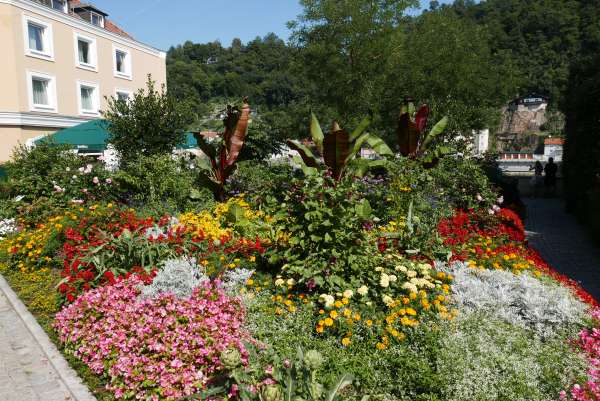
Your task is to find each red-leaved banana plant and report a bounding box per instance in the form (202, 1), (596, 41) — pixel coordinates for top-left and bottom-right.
(193, 99), (250, 201)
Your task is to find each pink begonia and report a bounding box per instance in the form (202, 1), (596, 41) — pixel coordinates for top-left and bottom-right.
(560, 308), (600, 401)
(54, 277), (250, 400)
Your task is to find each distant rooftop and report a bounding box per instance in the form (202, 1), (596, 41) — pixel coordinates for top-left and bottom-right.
(32, 0), (132, 39)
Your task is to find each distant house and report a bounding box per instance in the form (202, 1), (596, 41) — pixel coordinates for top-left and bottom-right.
(0, 0), (167, 162)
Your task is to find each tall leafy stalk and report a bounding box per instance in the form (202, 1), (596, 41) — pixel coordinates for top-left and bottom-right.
(193, 99), (251, 201)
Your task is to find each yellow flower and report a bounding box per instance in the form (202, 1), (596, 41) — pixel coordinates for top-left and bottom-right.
(366, 320), (373, 327)
(334, 300), (343, 308)
(376, 342), (387, 350)
(341, 337), (351, 346)
(316, 325), (324, 333)
(324, 318), (334, 326)
(329, 310), (338, 319)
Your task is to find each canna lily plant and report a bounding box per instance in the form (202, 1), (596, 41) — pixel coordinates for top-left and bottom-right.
(193, 99), (250, 201)
(287, 113), (393, 181)
(397, 97), (451, 167)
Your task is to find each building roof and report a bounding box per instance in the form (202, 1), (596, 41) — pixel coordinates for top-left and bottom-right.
(544, 138), (565, 145)
(67, 0), (132, 39)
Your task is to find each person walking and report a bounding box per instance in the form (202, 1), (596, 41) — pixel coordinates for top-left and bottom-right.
(544, 157), (558, 197)
(530, 160), (544, 197)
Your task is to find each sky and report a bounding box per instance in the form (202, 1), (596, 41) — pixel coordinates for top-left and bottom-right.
(91, 0), (452, 51)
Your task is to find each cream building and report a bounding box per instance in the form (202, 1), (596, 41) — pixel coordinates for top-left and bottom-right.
(0, 0), (166, 162)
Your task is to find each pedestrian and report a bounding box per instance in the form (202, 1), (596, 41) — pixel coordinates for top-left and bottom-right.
(529, 160), (544, 197)
(544, 157), (558, 197)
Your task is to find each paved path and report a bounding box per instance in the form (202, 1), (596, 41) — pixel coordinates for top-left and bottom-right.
(525, 197), (600, 302)
(0, 291), (73, 401)
(0, 275), (96, 401)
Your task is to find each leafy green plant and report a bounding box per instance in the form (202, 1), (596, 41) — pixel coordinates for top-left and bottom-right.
(287, 114), (393, 181)
(113, 153), (210, 214)
(193, 100), (251, 201)
(271, 173), (376, 291)
(191, 346), (359, 401)
(397, 97), (451, 167)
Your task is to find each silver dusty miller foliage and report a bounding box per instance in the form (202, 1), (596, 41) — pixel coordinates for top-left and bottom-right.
(138, 257), (208, 300)
(436, 261), (587, 337)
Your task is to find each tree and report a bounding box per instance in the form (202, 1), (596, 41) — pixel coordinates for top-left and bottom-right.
(104, 76), (194, 166)
(383, 9), (518, 137)
(289, 0), (418, 125)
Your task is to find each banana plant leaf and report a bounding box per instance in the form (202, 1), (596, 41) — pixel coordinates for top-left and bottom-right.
(349, 116), (371, 141)
(226, 101), (251, 167)
(415, 104), (430, 133)
(323, 126), (350, 180)
(310, 112), (324, 154)
(397, 113), (420, 156)
(287, 140), (320, 168)
(193, 133), (217, 159)
(421, 116), (448, 150)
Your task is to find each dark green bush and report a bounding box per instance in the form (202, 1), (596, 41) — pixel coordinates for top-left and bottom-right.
(113, 153), (213, 214)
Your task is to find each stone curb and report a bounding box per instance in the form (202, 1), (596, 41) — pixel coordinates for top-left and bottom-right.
(0, 274), (97, 401)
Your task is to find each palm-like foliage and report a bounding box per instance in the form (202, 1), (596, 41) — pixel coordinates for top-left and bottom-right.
(287, 113), (393, 181)
(397, 97), (451, 167)
(193, 99), (251, 200)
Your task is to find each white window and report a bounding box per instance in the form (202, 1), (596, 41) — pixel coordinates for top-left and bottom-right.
(74, 33), (97, 71)
(51, 0), (67, 13)
(115, 89), (132, 102)
(26, 71), (57, 112)
(113, 46), (132, 79)
(77, 81), (100, 116)
(23, 16), (54, 60)
(90, 12), (104, 28)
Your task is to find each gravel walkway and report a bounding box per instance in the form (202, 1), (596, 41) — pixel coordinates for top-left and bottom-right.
(525, 197), (600, 302)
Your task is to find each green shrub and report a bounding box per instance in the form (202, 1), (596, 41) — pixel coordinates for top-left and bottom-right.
(104, 76), (194, 166)
(227, 160), (296, 206)
(113, 154), (213, 214)
(271, 173), (377, 291)
(3, 143), (115, 207)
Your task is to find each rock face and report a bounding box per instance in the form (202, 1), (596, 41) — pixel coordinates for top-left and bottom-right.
(501, 102), (548, 134)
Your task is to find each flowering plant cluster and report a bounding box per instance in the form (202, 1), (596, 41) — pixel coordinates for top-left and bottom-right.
(438, 208), (599, 307)
(561, 309), (600, 401)
(54, 277), (249, 400)
(58, 207), (265, 303)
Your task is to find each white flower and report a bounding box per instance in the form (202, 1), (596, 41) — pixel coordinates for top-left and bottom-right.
(366, 301), (372, 306)
(105, 178), (112, 184)
(274, 278), (285, 287)
(476, 194), (483, 201)
(70, 199), (84, 204)
(343, 289), (353, 299)
(497, 196), (504, 204)
(395, 265), (408, 272)
(402, 282), (418, 293)
(375, 266), (383, 272)
(82, 188), (88, 193)
(65, 167), (70, 172)
(382, 294), (394, 306)
(388, 274), (397, 282)
(53, 184), (64, 193)
(92, 176), (99, 184)
(488, 209), (495, 215)
(78, 167), (85, 173)
(380, 273), (390, 288)
(357, 285), (368, 296)
(319, 294), (335, 308)
(286, 278), (296, 286)
(406, 270), (417, 278)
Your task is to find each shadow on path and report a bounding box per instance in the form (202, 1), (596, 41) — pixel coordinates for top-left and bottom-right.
(524, 197), (600, 302)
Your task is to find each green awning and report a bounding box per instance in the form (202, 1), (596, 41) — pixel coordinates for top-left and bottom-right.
(35, 119), (199, 151)
(35, 119), (110, 151)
